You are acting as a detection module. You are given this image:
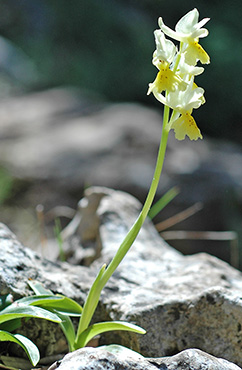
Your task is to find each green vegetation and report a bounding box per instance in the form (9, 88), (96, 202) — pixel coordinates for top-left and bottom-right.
(0, 281), (145, 366)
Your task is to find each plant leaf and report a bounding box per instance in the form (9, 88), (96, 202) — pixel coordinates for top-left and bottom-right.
(52, 310), (76, 351)
(28, 280), (53, 295)
(76, 264), (106, 339)
(0, 304), (62, 324)
(0, 318), (22, 332)
(17, 295), (82, 316)
(148, 186), (179, 219)
(0, 294), (13, 311)
(75, 321), (146, 348)
(0, 363), (19, 370)
(27, 281), (79, 351)
(0, 330), (40, 366)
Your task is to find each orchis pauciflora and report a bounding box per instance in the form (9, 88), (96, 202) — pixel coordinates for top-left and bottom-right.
(71, 9), (210, 351)
(0, 11), (210, 366)
(148, 8), (210, 141)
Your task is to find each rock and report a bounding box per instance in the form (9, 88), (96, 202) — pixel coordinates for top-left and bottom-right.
(75, 187), (242, 366)
(1, 187), (242, 366)
(0, 222), (96, 299)
(0, 89), (160, 191)
(60, 186), (180, 265)
(49, 345), (242, 370)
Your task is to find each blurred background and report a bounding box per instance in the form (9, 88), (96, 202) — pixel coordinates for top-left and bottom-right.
(0, 0), (242, 268)
(0, 0), (241, 140)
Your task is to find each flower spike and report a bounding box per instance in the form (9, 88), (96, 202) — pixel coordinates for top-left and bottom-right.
(148, 8), (210, 141)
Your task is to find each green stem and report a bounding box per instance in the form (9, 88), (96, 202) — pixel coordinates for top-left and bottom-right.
(102, 105), (170, 284)
(74, 106), (170, 347)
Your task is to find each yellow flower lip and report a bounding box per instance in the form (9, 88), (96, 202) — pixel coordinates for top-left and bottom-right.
(185, 41), (210, 65)
(171, 113), (203, 141)
(147, 62), (187, 95)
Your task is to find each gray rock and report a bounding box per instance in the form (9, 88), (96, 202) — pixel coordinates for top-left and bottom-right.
(0, 222), (95, 299)
(0, 89), (161, 191)
(1, 187), (242, 366)
(75, 187), (242, 366)
(50, 345), (242, 370)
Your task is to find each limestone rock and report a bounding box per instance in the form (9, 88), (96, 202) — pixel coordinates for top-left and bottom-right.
(0, 222), (95, 299)
(49, 346), (242, 370)
(1, 187), (242, 366)
(76, 187), (242, 366)
(0, 89), (161, 191)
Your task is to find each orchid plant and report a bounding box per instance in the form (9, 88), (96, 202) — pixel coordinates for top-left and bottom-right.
(73, 6), (210, 352)
(1, 9), (210, 368)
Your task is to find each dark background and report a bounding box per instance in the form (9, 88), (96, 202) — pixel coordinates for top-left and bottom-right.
(0, 0), (241, 142)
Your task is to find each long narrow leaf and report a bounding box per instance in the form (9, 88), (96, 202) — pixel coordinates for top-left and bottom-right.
(17, 295), (82, 316)
(41, 295), (82, 315)
(75, 321), (146, 349)
(76, 264), (106, 338)
(28, 280), (53, 295)
(0, 318), (22, 332)
(52, 310), (76, 351)
(0, 363), (18, 370)
(148, 186), (179, 220)
(17, 295), (61, 305)
(0, 330), (40, 366)
(27, 281), (78, 350)
(0, 294), (13, 310)
(0, 304), (62, 324)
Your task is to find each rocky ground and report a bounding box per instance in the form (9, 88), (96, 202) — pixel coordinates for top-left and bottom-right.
(0, 187), (242, 369)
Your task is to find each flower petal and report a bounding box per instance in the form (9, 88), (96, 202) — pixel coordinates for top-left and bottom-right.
(175, 8), (199, 34)
(153, 30), (177, 64)
(178, 54), (205, 76)
(166, 79), (205, 113)
(158, 17), (185, 42)
(195, 17), (210, 31)
(171, 113), (203, 140)
(148, 63), (187, 96)
(159, 8), (210, 44)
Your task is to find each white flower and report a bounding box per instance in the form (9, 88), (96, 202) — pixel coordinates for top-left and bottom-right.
(158, 8), (210, 43)
(152, 30), (177, 67)
(167, 78), (205, 113)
